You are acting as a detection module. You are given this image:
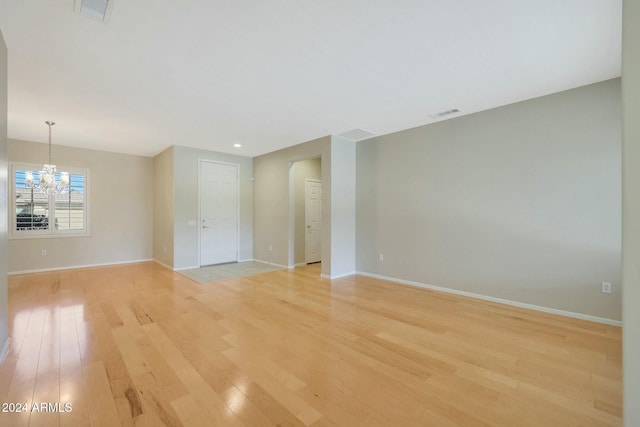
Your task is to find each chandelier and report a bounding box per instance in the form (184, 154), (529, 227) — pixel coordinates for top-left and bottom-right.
(25, 121), (70, 194)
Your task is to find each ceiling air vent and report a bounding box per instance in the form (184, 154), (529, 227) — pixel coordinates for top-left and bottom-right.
(76, 0), (112, 22)
(429, 108), (460, 119)
(336, 128), (375, 141)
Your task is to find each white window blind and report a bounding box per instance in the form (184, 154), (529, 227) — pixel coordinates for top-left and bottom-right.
(11, 164), (89, 238)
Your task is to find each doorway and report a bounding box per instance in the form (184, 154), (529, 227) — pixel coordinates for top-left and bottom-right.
(289, 157), (322, 267)
(305, 179), (322, 263)
(199, 160), (239, 266)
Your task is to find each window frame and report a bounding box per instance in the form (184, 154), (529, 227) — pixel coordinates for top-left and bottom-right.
(9, 162), (91, 239)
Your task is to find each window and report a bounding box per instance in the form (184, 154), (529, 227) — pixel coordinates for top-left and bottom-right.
(11, 163), (89, 238)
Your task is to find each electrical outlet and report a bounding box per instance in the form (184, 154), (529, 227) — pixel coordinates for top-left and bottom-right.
(41, 250), (47, 256)
(379, 254), (383, 262)
(602, 282), (612, 294)
(269, 244), (273, 251)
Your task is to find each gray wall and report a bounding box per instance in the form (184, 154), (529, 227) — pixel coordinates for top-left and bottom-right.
(153, 146), (174, 267)
(8, 139), (154, 272)
(0, 30), (8, 360)
(622, 0), (640, 423)
(292, 158), (321, 264)
(357, 79), (621, 321)
(172, 145), (253, 270)
(254, 136), (332, 274)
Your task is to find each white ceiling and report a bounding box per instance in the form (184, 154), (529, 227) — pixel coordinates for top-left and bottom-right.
(0, 1), (622, 158)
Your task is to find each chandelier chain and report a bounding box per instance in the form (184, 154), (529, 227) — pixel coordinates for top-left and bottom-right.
(47, 121), (53, 164)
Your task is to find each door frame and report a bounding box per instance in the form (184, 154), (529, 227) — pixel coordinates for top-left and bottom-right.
(197, 159), (240, 267)
(304, 178), (322, 264)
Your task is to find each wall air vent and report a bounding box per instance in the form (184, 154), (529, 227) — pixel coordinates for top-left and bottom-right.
(336, 128), (375, 141)
(429, 108), (460, 119)
(75, 0), (112, 22)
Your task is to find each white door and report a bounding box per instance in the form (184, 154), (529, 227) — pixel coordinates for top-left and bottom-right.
(199, 161), (239, 266)
(305, 179), (322, 263)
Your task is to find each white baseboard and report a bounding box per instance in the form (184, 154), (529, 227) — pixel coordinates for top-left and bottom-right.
(321, 271), (356, 280)
(153, 259), (173, 270)
(254, 259), (290, 269)
(174, 259), (259, 271)
(173, 265), (199, 272)
(356, 271), (622, 327)
(8, 259), (154, 276)
(288, 262), (318, 269)
(0, 338), (8, 364)
(158, 260), (258, 272)
(256, 260), (312, 270)
(173, 259), (290, 271)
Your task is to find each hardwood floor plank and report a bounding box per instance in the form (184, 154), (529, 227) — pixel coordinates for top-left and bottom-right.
(59, 304), (90, 427)
(110, 323), (186, 427)
(170, 394), (216, 427)
(141, 322), (244, 427)
(0, 355), (19, 404)
(90, 310), (143, 424)
(222, 347), (322, 426)
(594, 398), (623, 417)
(0, 354), (39, 427)
(83, 361), (121, 427)
(29, 305), (61, 427)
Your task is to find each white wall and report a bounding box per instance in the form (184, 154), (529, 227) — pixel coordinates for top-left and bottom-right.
(292, 158), (321, 264)
(329, 136), (356, 278)
(0, 29), (9, 361)
(8, 139), (154, 273)
(622, 0), (640, 423)
(153, 146), (174, 267)
(357, 79), (621, 321)
(172, 145), (253, 270)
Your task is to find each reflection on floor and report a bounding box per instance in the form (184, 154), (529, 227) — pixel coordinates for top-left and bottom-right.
(179, 261), (285, 284)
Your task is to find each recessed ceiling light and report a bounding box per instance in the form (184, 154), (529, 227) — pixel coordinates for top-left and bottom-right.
(233, 143), (242, 148)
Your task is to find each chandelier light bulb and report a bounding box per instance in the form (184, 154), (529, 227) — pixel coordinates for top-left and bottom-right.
(60, 172), (70, 187)
(25, 171), (34, 187)
(26, 121), (70, 194)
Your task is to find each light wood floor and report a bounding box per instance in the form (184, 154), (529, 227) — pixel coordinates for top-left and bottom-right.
(1, 262), (622, 426)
